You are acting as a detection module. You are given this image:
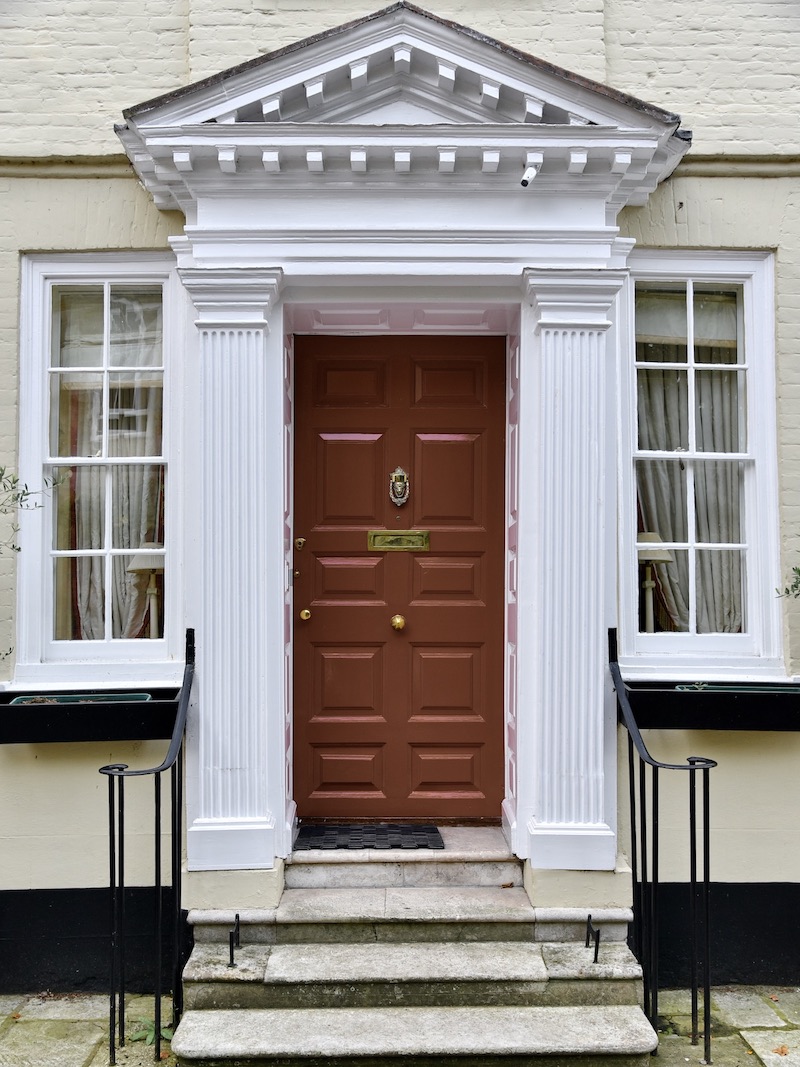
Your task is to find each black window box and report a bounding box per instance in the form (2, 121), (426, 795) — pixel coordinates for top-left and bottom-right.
(621, 681), (800, 731)
(0, 689), (180, 743)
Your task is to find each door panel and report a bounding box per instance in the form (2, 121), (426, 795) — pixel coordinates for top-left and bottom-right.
(293, 335), (505, 818)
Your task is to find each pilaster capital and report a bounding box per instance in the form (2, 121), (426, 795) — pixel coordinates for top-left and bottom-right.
(179, 267), (284, 330)
(523, 268), (627, 332)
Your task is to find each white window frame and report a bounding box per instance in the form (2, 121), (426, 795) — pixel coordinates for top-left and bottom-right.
(14, 254), (185, 687)
(617, 250), (783, 680)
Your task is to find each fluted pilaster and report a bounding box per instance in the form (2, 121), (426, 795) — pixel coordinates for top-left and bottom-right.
(518, 270), (625, 870)
(180, 267), (284, 870)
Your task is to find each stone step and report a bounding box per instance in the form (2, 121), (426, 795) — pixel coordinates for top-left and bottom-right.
(189, 889), (632, 946)
(285, 827), (523, 889)
(172, 1003), (658, 1066)
(183, 940), (643, 1011)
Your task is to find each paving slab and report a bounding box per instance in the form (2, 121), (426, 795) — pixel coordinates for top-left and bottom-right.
(0, 996), (24, 1017)
(17, 993), (108, 1020)
(657, 989), (697, 1017)
(0, 1018), (104, 1067)
(755, 990), (800, 1024)
(714, 989), (786, 1029)
(743, 1028), (800, 1067)
(656, 1032), (755, 1067)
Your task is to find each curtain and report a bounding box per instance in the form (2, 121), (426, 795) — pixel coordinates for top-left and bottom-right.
(55, 289), (163, 640)
(636, 292), (742, 634)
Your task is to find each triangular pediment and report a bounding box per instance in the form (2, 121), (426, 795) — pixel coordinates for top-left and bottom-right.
(118, 2), (690, 214)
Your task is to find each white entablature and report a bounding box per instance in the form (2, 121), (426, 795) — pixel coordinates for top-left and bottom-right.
(117, 1), (690, 221)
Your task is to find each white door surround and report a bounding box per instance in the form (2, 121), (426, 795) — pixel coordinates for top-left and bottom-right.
(118, 2), (691, 874)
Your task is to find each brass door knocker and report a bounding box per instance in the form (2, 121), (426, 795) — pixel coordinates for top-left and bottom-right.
(389, 466), (410, 507)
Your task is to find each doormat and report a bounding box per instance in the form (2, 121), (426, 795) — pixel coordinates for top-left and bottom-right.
(293, 823), (445, 850)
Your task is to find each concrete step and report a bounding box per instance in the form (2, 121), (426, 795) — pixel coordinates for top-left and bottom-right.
(190, 890), (632, 946)
(285, 827), (523, 889)
(172, 1003), (658, 1066)
(183, 940), (643, 1011)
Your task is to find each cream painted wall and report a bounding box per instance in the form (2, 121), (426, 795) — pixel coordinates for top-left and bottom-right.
(616, 727), (800, 883)
(0, 1), (798, 895)
(0, 740), (171, 888)
(0, 177), (180, 889)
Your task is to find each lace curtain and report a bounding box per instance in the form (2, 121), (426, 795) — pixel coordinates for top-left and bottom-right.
(635, 290), (742, 634)
(53, 288), (164, 640)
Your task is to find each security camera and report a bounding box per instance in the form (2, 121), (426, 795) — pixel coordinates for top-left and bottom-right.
(520, 164), (539, 187)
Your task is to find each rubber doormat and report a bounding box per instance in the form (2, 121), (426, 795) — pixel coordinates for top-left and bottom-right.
(293, 824), (445, 850)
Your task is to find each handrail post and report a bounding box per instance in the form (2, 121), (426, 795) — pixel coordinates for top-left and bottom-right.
(689, 763), (699, 1045)
(118, 774), (126, 1047)
(651, 765), (660, 1029)
(107, 770), (118, 1067)
(703, 763), (712, 1065)
(154, 770), (163, 1062)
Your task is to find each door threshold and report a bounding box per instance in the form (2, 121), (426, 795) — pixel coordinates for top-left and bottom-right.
(296, 818), (502, 827)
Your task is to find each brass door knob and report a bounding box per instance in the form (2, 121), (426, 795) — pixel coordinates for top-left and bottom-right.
(299, 609), (312, 621)
(390, 614), (406, 630)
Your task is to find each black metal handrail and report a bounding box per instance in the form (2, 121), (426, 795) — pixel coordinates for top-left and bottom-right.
(609, 629), (716, 1063)
(100, 628), (195, 1064)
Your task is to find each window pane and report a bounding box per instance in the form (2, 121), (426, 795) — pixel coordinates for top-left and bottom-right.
(54, 555), (105, 640)
(108, 373), (163, 457)
(636, 459), (688, 542)
(52, 288), (104, 368)
(114, 553), (165, 639)
(693, 290), (739, 364)
(110, 287), (162, 368)
(637, 369), (688, 450)
(638, 548), (689, 633)
(53, 465), (105, 551)
(50, 372), (103, 457)
(696, 550), (743, 634)
(635, 288), (688, 363)
(111, 464), (165, 549)
(695, 370), (744, 452)
(694, 460), (742, 543)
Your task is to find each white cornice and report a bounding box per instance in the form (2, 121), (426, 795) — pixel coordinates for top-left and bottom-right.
(120, 121), (674, 214)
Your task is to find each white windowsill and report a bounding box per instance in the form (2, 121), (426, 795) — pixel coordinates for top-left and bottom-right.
(6, 660), (185, 691)
(616, 655), (788, 683)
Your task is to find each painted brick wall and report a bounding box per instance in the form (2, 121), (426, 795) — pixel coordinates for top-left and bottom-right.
(185, 0), (607, 86)
(0, 0), (190, 157)
(605, 0), (800, 156)
(3, 0), (799, 158)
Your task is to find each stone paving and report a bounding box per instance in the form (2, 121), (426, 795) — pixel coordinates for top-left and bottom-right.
(657, 987), (800, 1067)
(0, 992), (177, 1066)
(0, 986), (798, 1066)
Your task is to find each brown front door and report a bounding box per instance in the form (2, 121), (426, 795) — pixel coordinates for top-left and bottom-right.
(293, 336), (505, 819)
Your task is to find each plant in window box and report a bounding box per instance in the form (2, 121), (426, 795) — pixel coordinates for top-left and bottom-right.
(0, 466), (58, 555)
(778, 567), (800, 599)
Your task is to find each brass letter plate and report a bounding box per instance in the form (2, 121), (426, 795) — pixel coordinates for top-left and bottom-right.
(368, 530), (430, 552)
